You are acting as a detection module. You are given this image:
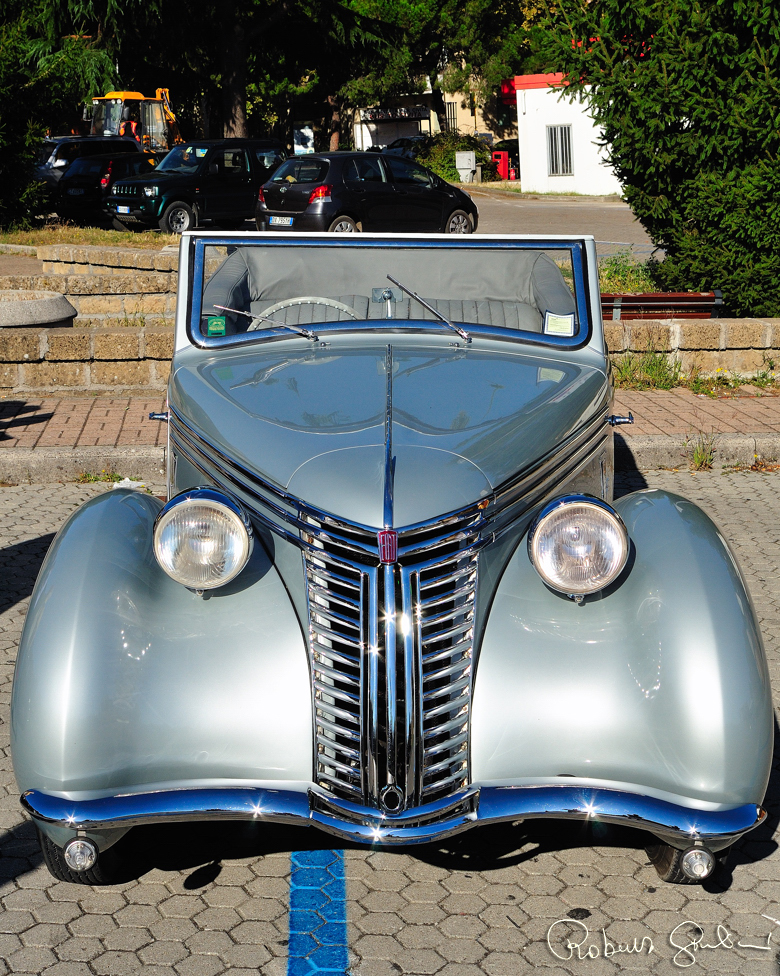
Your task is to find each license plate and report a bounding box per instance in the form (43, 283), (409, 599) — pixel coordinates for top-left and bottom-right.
(67, 188), (84, 196)
(117, 206), (130, 214)
(269, 216), (293, 226)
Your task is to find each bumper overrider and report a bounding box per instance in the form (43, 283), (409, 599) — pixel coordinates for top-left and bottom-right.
(22, 785), (766, 849)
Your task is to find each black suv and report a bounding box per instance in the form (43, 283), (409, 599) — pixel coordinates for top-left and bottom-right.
(56, 153), (158, 225)
(35, 136), (145, 190)
(105, 139), (287, 232)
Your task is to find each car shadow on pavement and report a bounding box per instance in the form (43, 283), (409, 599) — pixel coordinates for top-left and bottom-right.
(0, 534), (55, 613)
(0, 532), (55, 612)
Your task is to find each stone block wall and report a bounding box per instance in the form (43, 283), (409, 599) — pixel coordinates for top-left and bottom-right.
(0, 327), (173, 392)
(604, 320), (780, 375)
(0, 244), (179, 327)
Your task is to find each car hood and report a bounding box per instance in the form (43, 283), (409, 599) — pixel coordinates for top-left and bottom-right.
(170, 341), (608, 528)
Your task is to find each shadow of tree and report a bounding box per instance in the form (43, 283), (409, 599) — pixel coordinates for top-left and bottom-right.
(0, 401), (53, 443)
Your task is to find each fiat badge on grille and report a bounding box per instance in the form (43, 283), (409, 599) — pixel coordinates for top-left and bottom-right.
(378, 529), (398, 564)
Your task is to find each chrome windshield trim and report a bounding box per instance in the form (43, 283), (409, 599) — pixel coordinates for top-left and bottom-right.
(186, 236), (593, 353)
(22, 785), (766, 847)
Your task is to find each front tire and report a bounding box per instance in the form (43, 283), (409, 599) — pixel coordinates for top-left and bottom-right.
(159, 201), (195, 234)
(37, 828), (123, 886)
(445, 209), (473, 234)
(646, 842), (729, 884)
(328, 216), (359, 233)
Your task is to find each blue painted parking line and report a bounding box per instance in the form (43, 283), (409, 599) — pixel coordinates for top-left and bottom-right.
(288, 849), (349, 975)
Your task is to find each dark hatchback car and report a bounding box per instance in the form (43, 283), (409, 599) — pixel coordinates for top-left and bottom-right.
(56, 153), (158, 225)
(105, 139), (287, 233)
(35, 136), (144, 191)
(256, 151), (478, 233)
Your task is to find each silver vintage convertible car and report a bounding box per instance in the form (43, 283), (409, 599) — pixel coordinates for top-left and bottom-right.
(12, 233), (772, 886)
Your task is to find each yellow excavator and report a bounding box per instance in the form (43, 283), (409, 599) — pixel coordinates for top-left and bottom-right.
(89, 88), (183, 154)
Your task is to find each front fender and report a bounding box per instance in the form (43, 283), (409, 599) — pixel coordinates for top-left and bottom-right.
(11, 489), (312, 796)
(471, 489), (772, 808)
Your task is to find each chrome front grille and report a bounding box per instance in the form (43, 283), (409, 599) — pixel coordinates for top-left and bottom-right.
(302, 516), (479, 811)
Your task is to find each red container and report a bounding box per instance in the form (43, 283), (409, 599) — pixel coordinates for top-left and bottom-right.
(492, 151), (509, 181)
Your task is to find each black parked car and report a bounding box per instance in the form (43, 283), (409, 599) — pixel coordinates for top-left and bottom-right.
(56, 153), (158, 225)
(105, 139), (287, 233)
(256, 151), (478, 233)
(35, 136), (144, 190)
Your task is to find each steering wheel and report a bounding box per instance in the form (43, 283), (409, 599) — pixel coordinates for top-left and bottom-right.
(258, 296), (359, 321)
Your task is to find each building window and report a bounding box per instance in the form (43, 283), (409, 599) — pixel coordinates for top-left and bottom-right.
(547, 125), (572, 176)
(445, 102), (458, 132)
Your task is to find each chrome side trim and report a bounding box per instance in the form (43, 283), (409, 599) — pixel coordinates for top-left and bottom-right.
(22, 786), (766, 847)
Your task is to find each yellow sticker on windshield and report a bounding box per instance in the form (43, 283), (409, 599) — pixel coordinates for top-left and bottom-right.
(543, 311), (575, 336)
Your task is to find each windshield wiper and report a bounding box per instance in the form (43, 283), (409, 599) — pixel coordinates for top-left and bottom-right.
(386, 275), (471, 344)
(213, 305), (318, 341)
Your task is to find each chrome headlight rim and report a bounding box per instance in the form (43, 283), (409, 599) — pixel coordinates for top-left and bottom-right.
(153, 486), (254, 590)
(527, 493), (629, 596)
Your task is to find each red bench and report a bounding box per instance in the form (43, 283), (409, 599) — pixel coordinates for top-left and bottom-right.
(601, 291), (723, 320)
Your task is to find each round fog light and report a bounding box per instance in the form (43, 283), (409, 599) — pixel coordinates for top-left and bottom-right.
(63, 838), (98, 872)
(681, 847), (716, 880)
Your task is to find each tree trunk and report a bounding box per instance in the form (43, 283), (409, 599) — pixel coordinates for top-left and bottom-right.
(221, 11), (248, 138)
(328, 95), (340, 151)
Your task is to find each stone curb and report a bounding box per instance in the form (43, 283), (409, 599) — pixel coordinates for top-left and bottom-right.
(0, 244), (38, 255)
(615, 432), (780, 471)
(0, 446), (166, 484)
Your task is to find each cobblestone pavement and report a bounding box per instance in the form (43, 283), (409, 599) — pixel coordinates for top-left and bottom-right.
(1, 473), (780, 976)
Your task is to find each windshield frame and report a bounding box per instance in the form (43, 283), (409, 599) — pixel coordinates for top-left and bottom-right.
(186, 235), (594, 352)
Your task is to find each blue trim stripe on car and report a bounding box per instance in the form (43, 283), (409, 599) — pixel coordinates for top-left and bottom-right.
(288, 849), (349, 975)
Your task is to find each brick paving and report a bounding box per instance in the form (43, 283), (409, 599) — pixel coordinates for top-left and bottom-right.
(2, 391), (780, 452)
(2, 472), (780, 974)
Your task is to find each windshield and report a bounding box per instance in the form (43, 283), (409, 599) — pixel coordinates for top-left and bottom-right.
(270, 157), (329, 184)
(193, 240), (585, 346)
(157, 145), (208, 174)
(91, 101), (123, 136)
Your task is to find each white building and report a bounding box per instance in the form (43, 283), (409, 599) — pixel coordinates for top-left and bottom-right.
(514, 73), (622, 196)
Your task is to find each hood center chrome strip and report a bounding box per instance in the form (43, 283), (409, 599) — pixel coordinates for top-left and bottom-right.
(383, 343), (395, 531)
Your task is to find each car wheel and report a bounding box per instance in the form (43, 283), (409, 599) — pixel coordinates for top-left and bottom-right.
(445, 209), (473, 234)
(328, 216), (359, 233)
(646, 842), (728, 884)
(159, 202), (195, 234)
(36, 827), (123, 886)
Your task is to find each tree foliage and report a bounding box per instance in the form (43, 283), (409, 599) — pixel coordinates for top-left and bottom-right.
(538, 0), (780, 315)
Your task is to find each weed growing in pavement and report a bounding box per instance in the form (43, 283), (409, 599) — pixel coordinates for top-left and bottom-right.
(76, 469), (122, 483)
(684, 431), (717, 471)
(612, 349), (682, 390)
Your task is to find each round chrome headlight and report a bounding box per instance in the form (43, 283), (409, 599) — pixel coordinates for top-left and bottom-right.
(528, 495), (629, 596)
(153, 488), (253, 589)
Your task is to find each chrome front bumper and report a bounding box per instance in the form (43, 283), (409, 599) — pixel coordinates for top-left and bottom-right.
(22, 785), (766, 848)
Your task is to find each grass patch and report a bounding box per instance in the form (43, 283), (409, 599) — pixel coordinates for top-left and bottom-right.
(685, 431), (717, 471)
(0, 223), (178, 250)
(612, 349), (682, 390)
(599, 251), (657, 293)
(76, 469), (123, 483)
